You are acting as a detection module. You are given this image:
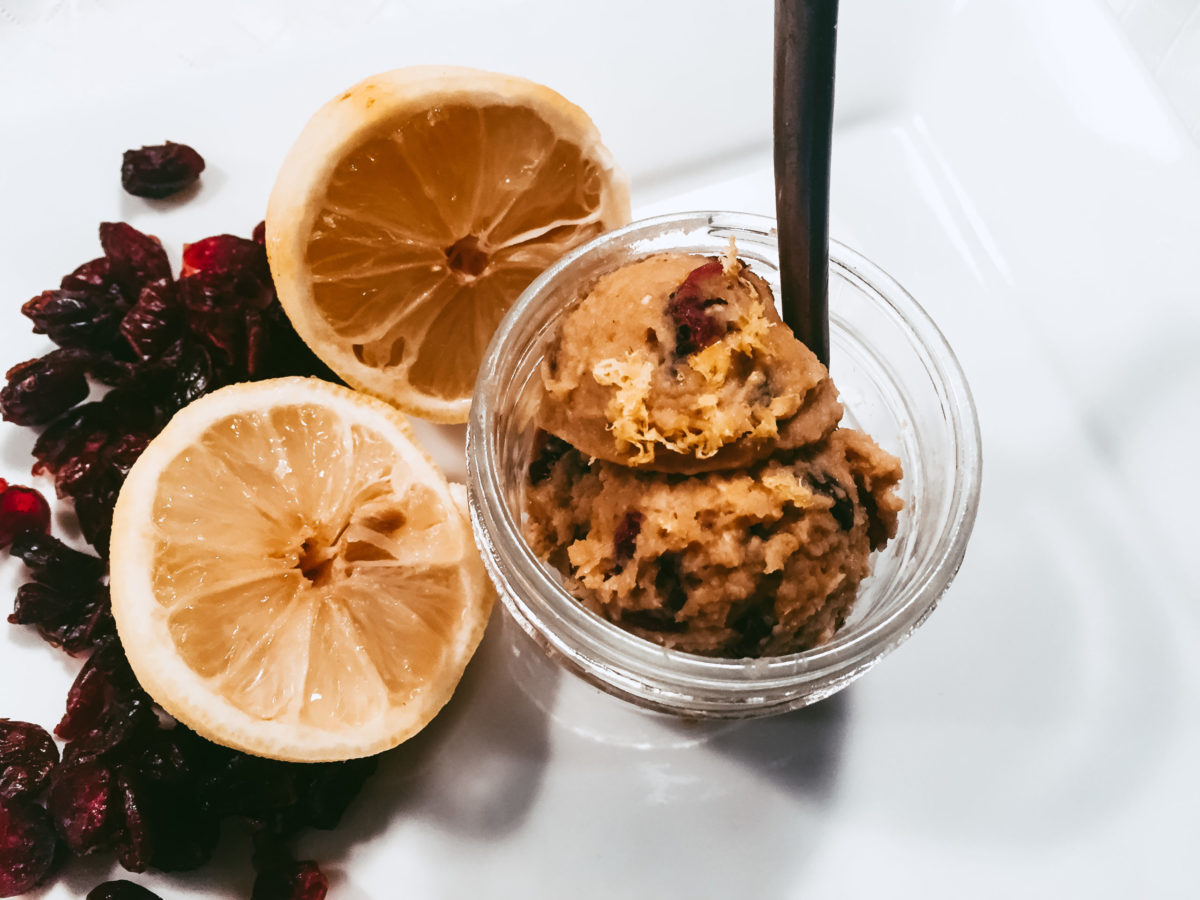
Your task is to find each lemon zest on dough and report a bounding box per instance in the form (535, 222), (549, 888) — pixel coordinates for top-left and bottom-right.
(593, 353), (660, 465)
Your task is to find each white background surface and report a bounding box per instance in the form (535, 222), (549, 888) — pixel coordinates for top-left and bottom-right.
(2, 0), (1199, 897)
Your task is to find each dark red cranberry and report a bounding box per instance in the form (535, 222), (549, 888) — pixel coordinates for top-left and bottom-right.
(613, 511), (643, 566)
(47, 761), (116, 854)
(87, 880), (164, 900)
(120, 279), (180, 361)
(98, 223), (172, 299)
(0, 720), (59, 800)
(9, 532), (107, 591)
(252, 860), (329, 900)
(667, 260), (727, 356)
(8, 581), (113, 655)
(21, 287), (125, 350)
(252, 220), (267, 244)
(181, 234), (267, 279)
(0, 485), (52, 548)
(120, 142), (205, 200)
(113, 772), (151, 872)
(528, 431), (572, 485)
(0, 797), (58, 896)
(61, 257), (117, 295)
(0, 350), (91, 426)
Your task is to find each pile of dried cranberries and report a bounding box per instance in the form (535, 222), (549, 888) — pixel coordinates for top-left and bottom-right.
(0, 206), (374, 899)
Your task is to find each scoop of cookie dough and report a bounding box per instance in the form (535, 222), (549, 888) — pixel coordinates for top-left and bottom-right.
(537, 252), (841, 474)
(524, 428), (903, 657)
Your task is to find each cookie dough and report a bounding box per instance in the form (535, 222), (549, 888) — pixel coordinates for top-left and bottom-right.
(524, 251), (903, 658)
(537, 250), (841, 474)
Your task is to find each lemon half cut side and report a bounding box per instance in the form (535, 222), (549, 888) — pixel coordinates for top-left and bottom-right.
(266, 66), (631, 423)
(109, 377), (493, 762)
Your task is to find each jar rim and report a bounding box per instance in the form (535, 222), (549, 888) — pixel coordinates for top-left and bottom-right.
(467, 211), (982, 713)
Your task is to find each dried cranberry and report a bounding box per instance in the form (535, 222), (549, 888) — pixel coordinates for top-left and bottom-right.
(0, 720), (59, 800)
(252, 220), (267, 245)
(61, 257), (118, 295)
(31, 403), (110, 480)
(8, 581), (113, 654)
(47, 761), (116, 854)
(113, 772), (151, 872)
(612, 511), (643, 566)
(9, 532), (106, 590)
(0, 350), (91, 426)
(667, 260), (727, 356)
(121, 142), (205, 199)
(0, 797), (58, 896)
(154, 342), (213, 412)
(21, 286), (125, 351)
(252, 860), (329, 900)
(120, 279), (180, 361)
(181, 234), (267, 279)
(528, 431), (571, 485)
(0, 485), (52, 548)
(99, 223), (172, 299)
(87, 880), (163, 900)
(57, 652), (115, 742)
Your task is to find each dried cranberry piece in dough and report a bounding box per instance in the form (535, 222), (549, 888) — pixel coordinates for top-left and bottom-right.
(667, 260), (727, 356)
(612, 511), (643, 566)
(120, 142), (205, 200)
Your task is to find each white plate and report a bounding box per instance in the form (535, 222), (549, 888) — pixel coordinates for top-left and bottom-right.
(2, 1), (1198, 897)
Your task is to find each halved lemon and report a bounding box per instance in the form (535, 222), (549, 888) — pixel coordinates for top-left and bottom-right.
(108, 377), (493, 762)
(266, 66), (631, 423)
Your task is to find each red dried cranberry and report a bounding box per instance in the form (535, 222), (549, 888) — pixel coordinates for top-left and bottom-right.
(47, 761), (117, 854)
(252, 860), (329, 900)
(0, 485), (52, 548)
(613, 511), (643, 566)
(113, 772), (151, 872)
(181, 234), (267, 279)
(120, 279), (180, 361)
(9, 532), (106, 591)
(252, 220), (267, 244)
(21, 286), (126, 351)
(667, 260), (727, 356)
(0, 797), (58, 896)
(87, 880), (164, 900)
(0, 350), (91, 426)
(0, 720), (59, 800)
(61, 257), (117, 295)
(121, 142), (205, 199)
(8, 581), (113, 655)
(98, 223), (172, 299)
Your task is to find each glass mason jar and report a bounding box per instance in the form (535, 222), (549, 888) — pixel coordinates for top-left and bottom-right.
(466, 211), (981, 718)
